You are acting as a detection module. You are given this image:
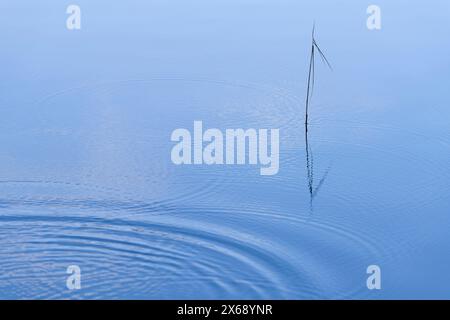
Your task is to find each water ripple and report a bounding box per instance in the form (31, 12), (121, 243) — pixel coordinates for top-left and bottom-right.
(0, 180), (380, 299)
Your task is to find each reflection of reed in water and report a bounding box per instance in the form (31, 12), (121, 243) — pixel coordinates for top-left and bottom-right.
(305, 123), (330, 207)
(304, 24), (332, 207)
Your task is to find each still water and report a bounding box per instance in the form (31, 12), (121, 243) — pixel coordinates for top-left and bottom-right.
(0, 0), (449, 299)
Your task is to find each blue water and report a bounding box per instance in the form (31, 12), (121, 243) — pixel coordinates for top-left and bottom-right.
(1, 0), (450, 299)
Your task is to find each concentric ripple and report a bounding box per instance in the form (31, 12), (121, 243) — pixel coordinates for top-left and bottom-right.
(1, 78), (450, 299)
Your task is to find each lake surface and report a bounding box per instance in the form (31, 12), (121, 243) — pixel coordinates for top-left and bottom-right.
(0, 0), (449, 299)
